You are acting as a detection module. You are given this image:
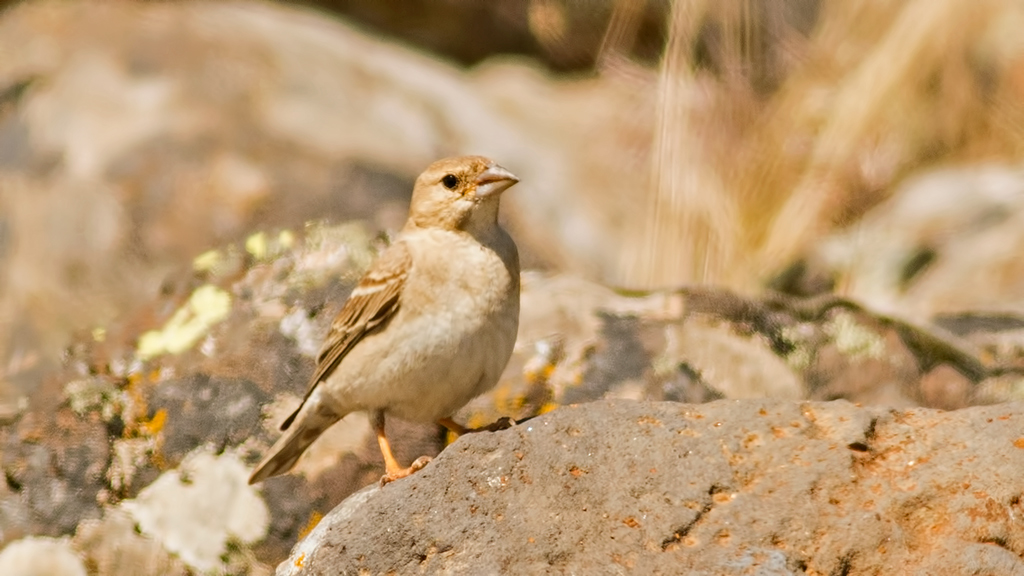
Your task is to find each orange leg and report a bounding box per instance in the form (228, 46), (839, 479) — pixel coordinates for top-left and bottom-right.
(438, 417), (469, 435)
(373, 410), (430, 486)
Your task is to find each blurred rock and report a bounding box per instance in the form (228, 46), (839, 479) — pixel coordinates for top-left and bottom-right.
(816, 164), (1024, 318)
(0, 0), (654, 386)
(122, 448), (269, 573)
(302, 0), (678, 71)
(668, 320), (803, 400)
(279, 399), (1024, 575)
(0, 376), (109, 539)
(0, 536), (86, 576)
(804, 315), (922, 406)
(919, 363), (973, 410)
(73, 508), (186, 576)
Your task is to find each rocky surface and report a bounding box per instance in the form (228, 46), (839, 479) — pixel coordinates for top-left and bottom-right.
(0, 1), (1023, 574)
(280, 399), (1024, 575)
(1, 218), (1020, 573)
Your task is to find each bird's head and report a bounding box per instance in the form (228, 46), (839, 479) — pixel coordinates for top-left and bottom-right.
(407, 155), (519, 234)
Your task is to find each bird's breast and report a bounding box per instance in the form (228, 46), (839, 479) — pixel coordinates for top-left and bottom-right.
(323, 228), (520, 422)
(407, 229), (519, 325)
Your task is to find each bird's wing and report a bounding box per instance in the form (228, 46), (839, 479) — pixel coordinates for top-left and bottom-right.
(279, 241), (411, 431)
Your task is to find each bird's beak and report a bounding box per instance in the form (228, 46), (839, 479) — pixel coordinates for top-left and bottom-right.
(474, 164), (519, 198)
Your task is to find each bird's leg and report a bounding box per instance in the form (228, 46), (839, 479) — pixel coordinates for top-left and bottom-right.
(373, 410), (431, 486)
(438, 416), (515, 436)
(438, 417), (469, 435)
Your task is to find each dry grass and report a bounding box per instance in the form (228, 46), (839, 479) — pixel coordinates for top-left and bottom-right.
(619, 0), (1024, 290)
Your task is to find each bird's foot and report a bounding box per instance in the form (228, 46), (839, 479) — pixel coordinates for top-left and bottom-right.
(379, 455), (432, 487)
(439, 416), (516, 436)
(470, 416), (516, 433)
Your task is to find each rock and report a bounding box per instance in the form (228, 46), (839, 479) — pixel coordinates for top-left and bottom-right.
(1, 1), (1022, 573)
(667, 320), (804, 400)
(121, 448), (270, 573)
(2, 215), (1021, 570)
(308, 0), (680, 71)
(73, 508), (186, 576)
(0, 536), (86, 576)
(817, 164), (1024, 318)
(4, 218), (1021, 569)
(0, 377), (110, 540)
(280, 399), (1024, 575)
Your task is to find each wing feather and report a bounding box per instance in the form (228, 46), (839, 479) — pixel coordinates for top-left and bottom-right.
(279, 242), (410, 431)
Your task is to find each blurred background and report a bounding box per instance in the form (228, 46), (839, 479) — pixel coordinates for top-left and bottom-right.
(2, 0), (1024, 572)
(2, 0), (1024, 401)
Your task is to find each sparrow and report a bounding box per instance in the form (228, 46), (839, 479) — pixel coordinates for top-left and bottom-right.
(248, 155), (521, 486)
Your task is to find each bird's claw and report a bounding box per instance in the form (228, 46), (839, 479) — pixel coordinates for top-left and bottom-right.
(479, 416), (515, 432)
(379, 455), (432, 487)
(462, 417), (517, 434)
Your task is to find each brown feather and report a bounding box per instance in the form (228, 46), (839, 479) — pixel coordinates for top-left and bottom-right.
(248, 401), (341, 484)
(279, 242), (411, 431)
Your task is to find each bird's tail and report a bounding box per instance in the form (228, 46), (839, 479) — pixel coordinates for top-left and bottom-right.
(248, 400), (343, 485)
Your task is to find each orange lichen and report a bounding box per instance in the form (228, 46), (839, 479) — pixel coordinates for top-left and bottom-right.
(537, 402), (559, 415)
(141, 409), (167, 435)
(298, 511), (323, 539)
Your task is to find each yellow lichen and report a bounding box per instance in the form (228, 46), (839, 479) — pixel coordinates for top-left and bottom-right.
(245, 231), (268, 260)
(137, 285), (232, 360)
(192, 249), (222, 272)
(278, 229), (295, 248)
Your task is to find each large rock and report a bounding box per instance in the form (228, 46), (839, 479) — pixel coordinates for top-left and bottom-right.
(281, 399), (1024, 575)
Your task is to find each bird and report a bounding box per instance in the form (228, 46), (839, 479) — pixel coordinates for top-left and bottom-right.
(248, 155), (521, 486)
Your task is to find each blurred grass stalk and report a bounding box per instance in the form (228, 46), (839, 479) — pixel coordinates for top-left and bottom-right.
(623, 0), (1024, 291)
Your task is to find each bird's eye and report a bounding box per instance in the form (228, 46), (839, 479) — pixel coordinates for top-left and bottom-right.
(441, 174), (459, 189)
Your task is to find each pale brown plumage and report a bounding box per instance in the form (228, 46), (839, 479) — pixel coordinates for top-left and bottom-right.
(278, 245), (410, 432)
(249, 155), (520, 486)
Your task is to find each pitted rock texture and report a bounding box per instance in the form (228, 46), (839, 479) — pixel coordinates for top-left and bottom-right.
(281, 399), (1024, 576)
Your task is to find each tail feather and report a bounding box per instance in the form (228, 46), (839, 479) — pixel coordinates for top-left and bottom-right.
(248, 401), (342, 485)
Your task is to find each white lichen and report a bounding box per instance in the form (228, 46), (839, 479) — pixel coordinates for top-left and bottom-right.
(825, 312), (885, 360)
(122, 447), (270, 573)
(107, 436), (159, 492)
(64, 377), (123, 421)
(279, 307), (323, 357)
(0, 536), (87, 576)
